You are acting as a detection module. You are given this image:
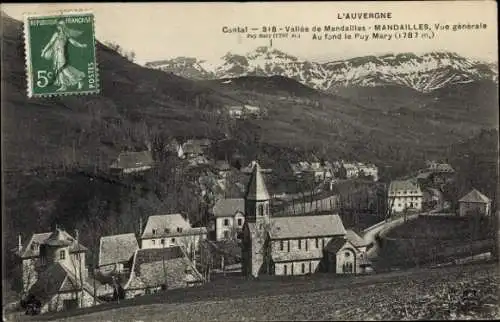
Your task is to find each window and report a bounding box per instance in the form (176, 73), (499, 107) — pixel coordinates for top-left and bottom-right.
(164, 228), (170, 234)
(224, 219), (229, 226)
(309, 262), (312, 273)
(301, 263), (305, 274)
(237, 218), (243, 226)
(177, 227), (183, 233)
(171, 238), (176, 243)
(315, 238), (319, 248)
(298, 239), (302, 250)
(287, 240), (290, 252)
(59, 250), (65, 260)
(279, 240), (284, 251)
(161, 239), (165, 245)
(259, 205), (264, 217)
(284, 265), (287, 275)
(152, 229), (157, 235)
(305, 240), (308, 251)
(345, 251), (351, 257)
(152, 240), (156, 245)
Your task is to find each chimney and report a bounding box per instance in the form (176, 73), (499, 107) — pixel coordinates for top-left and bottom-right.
(74, 229), (79, 242)
(18, 233), (22, 254)
(139, 217), (143, 236)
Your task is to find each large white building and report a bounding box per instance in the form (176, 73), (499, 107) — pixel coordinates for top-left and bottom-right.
(387, 179), (423, 214)
(139, 214), (207, 257)
(242, 161), (371, 278)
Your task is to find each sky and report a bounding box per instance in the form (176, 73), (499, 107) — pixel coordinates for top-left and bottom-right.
(3, 1), (498, 65)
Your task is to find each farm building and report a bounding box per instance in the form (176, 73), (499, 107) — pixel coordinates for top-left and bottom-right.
(458, 188), (491, 217)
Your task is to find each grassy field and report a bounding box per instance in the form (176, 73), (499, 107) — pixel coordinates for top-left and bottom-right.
(8, 262), (497, 321)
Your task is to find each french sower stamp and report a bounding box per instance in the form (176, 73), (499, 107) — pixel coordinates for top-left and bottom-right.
(24, 11), (99, 97)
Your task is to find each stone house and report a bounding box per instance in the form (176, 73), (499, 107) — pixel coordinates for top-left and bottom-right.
(458, 188), (491, 217)
(139, 214), (207, 257)
(387, 179), (423, 214)
(97, 233), (139, 275)
(17, 228), (101, 313)
(123, 246), (203, 298)
(211, 198), (246, 241)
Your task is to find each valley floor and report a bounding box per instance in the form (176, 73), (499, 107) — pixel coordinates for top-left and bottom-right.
(10, 262), (499, 322)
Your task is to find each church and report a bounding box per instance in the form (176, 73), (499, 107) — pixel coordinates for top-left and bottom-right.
(242, 161), (371, 278)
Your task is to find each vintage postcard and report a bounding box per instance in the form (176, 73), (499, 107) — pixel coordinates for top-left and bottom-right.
(24, 10), (98, 97)
(1, 1), (498, 321)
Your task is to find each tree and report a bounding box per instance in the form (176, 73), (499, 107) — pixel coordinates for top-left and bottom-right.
(104, 41), (136, 62)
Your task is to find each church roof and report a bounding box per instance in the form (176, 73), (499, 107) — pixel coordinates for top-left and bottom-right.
(245, 161), (270, 201)
(269, 214), (346, 239)
(345, 230), (369, 247)
(459, 188), (490, 203)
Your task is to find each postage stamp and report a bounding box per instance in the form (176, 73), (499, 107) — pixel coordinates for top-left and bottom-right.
(24, 11), (99, 97)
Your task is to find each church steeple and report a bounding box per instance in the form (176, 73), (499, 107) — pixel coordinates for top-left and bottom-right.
(245, 161), (270, 223)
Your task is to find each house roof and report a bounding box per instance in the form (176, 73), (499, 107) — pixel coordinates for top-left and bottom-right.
(19, 230), (87, 259)
(459, 188), (490, 203)
(345, 230), (368, 247)
(141, 214), (207, 239)
(98, 233), (139, 267)
(45, 229), (73, 247)
(125, 246), (203, 290)
(388, 180), (422, 195)
(269, 214), (346, 239)
(212, 198), (245, 218)
(110, 151), (153, 170)
(28, 262), (97, 303)
(245, 161), (270, 201)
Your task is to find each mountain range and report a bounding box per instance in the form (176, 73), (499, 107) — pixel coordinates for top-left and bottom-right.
(145, 46), (498, 93)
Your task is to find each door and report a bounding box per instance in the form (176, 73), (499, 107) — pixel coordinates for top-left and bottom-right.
(63, 299), (78, 310)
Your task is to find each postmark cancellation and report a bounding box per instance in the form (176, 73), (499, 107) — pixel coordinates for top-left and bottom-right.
(23, 10), (99, 97)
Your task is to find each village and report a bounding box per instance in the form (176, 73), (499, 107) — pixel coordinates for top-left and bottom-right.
(11, 137), (496, 316)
